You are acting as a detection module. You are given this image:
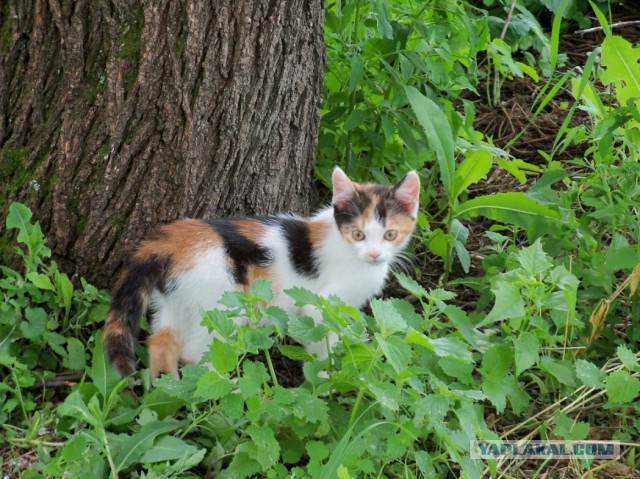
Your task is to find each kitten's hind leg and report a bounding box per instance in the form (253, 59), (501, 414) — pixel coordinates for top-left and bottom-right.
(147, 328), (182, 379)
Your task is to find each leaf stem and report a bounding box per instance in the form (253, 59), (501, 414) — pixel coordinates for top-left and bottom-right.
(347, 345), (380, 429)
(264, 350), (280, 388)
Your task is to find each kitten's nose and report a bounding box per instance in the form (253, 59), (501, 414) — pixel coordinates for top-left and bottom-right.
(368, 250), (381, 261)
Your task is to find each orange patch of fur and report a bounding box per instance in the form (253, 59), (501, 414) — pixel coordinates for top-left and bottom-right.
(104, 316), (126, 336)
(308, 220), (330, 247)
(234, 219), (268, 245)
(242, 264), (278, 295)
(147, 328), (183, 379)
(385, 214), (416, 246)
(135, 220), (221, 275)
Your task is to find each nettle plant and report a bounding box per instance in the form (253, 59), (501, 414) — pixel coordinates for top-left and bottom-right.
(319, 0), (572, 280)
(478, 240), (583, 410)
(319, 0), (489, 183)
(530, 4), (640, 343)
(2, 204), (639, 478)
(171, 278), (494, 478)
(51, 276), (492, 478)
(0, 203), (108, 429)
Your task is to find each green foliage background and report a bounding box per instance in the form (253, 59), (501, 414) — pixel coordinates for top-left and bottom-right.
(1, 0), (639, 478)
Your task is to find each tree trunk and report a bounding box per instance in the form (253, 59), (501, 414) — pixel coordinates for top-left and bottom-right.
(0, 0), (324, 288)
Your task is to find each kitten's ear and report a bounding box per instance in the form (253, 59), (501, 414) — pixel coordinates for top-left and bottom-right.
(332, 167), (356, 208)
(393, 171), (421, 217)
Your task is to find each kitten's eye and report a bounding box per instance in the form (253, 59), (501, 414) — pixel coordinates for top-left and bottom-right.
(352, 230), (365, 241)
(384, 230), (398, 241)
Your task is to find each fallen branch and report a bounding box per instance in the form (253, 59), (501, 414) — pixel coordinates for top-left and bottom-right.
(576, 20), (640, 35)
(7, 373), (83, 390)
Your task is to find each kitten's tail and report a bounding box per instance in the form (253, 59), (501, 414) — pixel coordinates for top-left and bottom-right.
(104, 255), (168, 376)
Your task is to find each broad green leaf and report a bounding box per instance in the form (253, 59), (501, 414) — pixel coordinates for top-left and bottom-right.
(606, 370), (640, 404)
(246, 424), (280, 470)
(453, 228), (471, 274)
(478, 281), (525, 327)
(290, 389), (328, 424)
(482, 376), (508, 413)
(506, 377), (530, 415)
(220, 392), (245, 419)
(115, 419), (183, 471)
(377, 1), (394, 39)
(140, 435), (202, 463)
(337, 465), (354, 479)
(601, 35), (640, 105)
(428, 228), (450, 258)
(415, 451), (436, 477)
(407, 330), (473, 361)
(369, 382), (400, 412)
(285, 287), (322, 307)
(209, 340), (236, 374)
(370, 299), (407, 337)
(376, 334), (412, 374)
(55, 271), (74, 317)
(616, 345), (639, 372)
(155, 364), (207, 400)
(515, 240), (553, 276)
(26, 272), (55, 291)
(21, 307), (48, 340)
(405, 86), (455, 198)
(265, 306), (289, 335)
(250, 279), (273, 302)
(554, 412), (590, 440)
(195, 371), (233, 400)
(455, 192), (560, 236)
(225, 452), (261, 479)
(540, 357), (577, 387)
(58, 390), (99, 427)
(605, 245), (640, 272)
(344, 109), (366, 131)
(238, 361), (269, 399)
(381, 114), (395, 140)
(143, 389), (184, 418)
(6, 202), (33, 244)
(347, 55), (364, 93)
(513, 331), (539, 375)
(307, 440), (330, 462)
(89, 332), (123, 399)
(279, 344), (313, 361)
(201, 309), (236, 339)
(387, 298), (422, 329)
(575, 359), (606, 388)
(480, 343), (512, 379)
(244, 329), (274, 353)
(438, 357), (474, 384)
(451, 150), (492, 199)
(64, 337), (87, 371)
(497, 158), (527, 185)
(428, 336), (473, 362)
(394, 272), (429, 298)
(288, 315), (326, 344)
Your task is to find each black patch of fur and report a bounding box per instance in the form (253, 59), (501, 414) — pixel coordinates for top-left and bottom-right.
(206, 219), (273, 284)
(278, 217), (319, 278)
(333, 190), (373, 229)
(106, 254), (171, 375)
(104, 331), (137, 376)
(110, 255), (171, 338)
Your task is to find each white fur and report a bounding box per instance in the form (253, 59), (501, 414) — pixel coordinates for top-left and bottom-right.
(150, 206), (412, 368)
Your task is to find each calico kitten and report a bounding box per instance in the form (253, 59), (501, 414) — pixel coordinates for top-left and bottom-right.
(104, 167), (420, 378)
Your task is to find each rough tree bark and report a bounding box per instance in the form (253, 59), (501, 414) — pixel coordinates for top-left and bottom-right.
(0, 0), (324, 287)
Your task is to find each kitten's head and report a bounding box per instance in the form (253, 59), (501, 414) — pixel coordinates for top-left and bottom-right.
(331, 167), (420, 264)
